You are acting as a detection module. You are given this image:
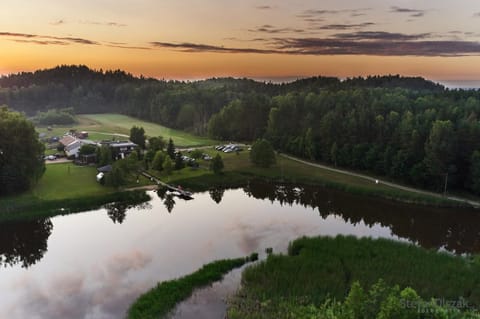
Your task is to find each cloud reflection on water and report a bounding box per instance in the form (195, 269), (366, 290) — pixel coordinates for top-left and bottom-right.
(6, 250), (152, 319)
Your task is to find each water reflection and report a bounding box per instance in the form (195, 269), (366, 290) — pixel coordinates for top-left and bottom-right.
(209, 188), (225, 204)
(156, 187), (176, 213)
(105, 201), (152, 224)
(242, 180), (480, 254)
(105, 203), (128, 224)
(1, 181), (479, 273)
(0, 218), (52, 268)
(164, 195), (176, 213)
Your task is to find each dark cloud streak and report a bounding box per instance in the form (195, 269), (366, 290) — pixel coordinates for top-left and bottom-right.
(314, 22), (375, 30)
(151, 32), (480, 57)
(80, 20), (127, 27)
(249, 24), (305, 34)
(300, 8), (371, 18)
(390, 6), (427, 18)
(0, 31), (99, 45)
(0, 31), (151, 50)
(333, 31), (431, 41)
(256, 5), (272, 10)
(150, 41), (282, 54)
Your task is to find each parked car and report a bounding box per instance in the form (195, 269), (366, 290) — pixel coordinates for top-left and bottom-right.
(202, 154), (212, 160)
(45, 155), (57, 160)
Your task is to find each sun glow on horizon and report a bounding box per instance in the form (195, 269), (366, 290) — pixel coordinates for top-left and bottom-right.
(1, 0), (480, 81)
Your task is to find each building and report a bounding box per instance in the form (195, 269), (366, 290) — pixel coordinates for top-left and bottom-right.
(100, 141), (138, 160)
(59, 135), (98, 158)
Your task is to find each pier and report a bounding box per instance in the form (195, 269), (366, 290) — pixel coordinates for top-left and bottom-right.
(140, 171), (193, 199)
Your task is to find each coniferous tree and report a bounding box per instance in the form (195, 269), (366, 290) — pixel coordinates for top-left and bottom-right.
(166, 138), (175, 160)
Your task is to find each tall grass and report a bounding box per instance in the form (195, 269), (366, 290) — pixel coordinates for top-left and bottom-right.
(230, 235), (480, 318)
(127, 257), (253, 319)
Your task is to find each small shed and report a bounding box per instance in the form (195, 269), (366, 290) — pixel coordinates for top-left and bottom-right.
(97, 165), (113, 173)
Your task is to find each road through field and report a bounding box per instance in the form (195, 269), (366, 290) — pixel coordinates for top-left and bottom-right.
(280, 154), (480, 208)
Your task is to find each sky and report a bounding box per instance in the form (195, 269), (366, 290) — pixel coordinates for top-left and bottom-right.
(1, 0), (480, 81)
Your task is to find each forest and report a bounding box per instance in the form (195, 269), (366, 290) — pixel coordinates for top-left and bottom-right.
(1, 65), (480, 194)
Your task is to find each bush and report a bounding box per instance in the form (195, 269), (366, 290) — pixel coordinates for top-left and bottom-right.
(32, 108), (76, 125)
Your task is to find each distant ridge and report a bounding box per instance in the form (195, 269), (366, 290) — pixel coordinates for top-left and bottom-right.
(0, 65), (444, 92)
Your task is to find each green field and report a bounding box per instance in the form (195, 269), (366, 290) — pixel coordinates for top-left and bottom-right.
(36, 114), (217, 147)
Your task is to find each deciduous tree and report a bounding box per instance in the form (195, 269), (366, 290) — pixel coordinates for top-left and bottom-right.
(250, 139), (276, 168)
(0, 106), (45, 195)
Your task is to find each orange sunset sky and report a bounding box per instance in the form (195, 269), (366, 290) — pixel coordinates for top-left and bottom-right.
(1, 0), (480, 81)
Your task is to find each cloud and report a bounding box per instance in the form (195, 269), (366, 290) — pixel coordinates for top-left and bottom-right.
(151, 31), (480, 57)
(106, 44), (152, 50)
(0, 31), (150, 50)
(256, 5), (272, 10)
(299, 8), (371, 18)
(50, 19), (65, 26)
(390, 6), (427, 18)
(332, 31), (431, 41)
(80, 20), (127, 27)
(273, 37), (480, 56)
(0, 31), (99, 45)
(314, 22), (375, 30)
(150, 41), (282, 54)
(11, 39), (69, 45)
(249, 24), (305, 34)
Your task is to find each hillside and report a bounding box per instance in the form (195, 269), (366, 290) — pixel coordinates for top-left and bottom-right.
(1, 65), (480, 196)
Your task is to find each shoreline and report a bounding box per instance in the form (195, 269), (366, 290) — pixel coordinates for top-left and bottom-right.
(2, 150), (479, 221)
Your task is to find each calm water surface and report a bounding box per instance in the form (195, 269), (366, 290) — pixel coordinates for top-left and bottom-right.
(1, 181), (479, 319)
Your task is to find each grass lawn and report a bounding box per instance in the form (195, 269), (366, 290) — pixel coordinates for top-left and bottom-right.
(0, 162), (152, 220)
(35, 113), (218, 147)
(32, 163), (113, 200)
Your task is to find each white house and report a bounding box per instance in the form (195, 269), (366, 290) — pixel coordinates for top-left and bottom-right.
(62, 136), (97, 158)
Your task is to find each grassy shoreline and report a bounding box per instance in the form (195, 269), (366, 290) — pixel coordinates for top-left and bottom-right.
(1, 147), (475, 221)
(160, 150), (471, 208)
(127, 255), (256, 319)
(0, 190), (151, 221)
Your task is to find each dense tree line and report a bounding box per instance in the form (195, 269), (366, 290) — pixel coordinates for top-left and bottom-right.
(262, 89), (480, 193)
(1, 65), (480, 194)
(31, 107), (76, 125)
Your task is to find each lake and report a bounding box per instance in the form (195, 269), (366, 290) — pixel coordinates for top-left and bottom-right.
(1, 181), (479, 319)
